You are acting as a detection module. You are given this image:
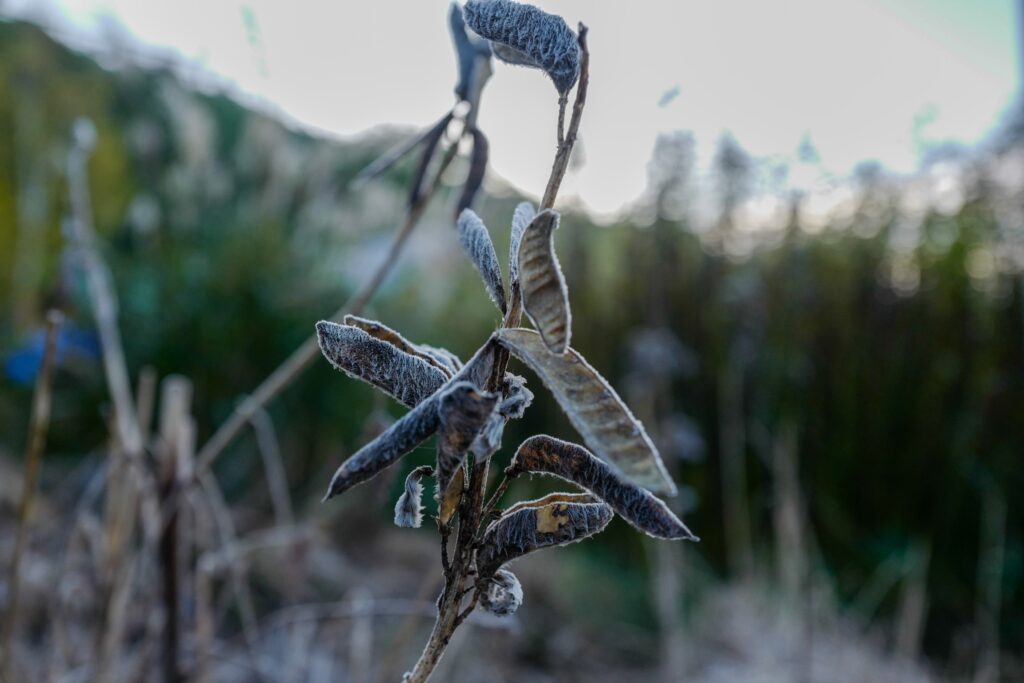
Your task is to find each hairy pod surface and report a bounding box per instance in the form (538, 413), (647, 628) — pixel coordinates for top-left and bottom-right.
(316, 321), (448, 407)
(498, 373), (533, 419)
(508, 201), (536, 288)
(395, 465), (434, 528)
(477, 492), (612, 577)
(512, 435), (697, 540)
(464, 0), (581, 94)
(495, 328), (677, 495)
(343, 314), (460, 378)
(323, 340), (498, 501)
(479, 569), (523, 616)
(435, 382), (499, 500)
(457, 209), (506, 313)
(517, 209), (570, 353)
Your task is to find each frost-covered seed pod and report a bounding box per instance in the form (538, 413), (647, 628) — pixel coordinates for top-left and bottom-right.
(464, 0), (581, 94)
(479, 569), (523, 616)
(394, 465), (434, 528)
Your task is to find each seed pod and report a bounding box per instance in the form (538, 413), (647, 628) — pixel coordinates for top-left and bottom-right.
(457, 127), (490, 215)
(316, 321), (448, 408)
(469, 411), (504, 462)
(477, 492), (612, 577)
(449, 2), (492, 101)
(508, 201), (536, 288)
(352, 111), (452, 190)
(464, 0), (581, 94)
(323, 339), (498, 501)
(479, 569), (523, 616)
(512, 435), (697, 540)
(343, 315), (459, 378)
(517, 209), (570, 354)
(496, 328), (677, 495)
(409, 112), (453, 208)
(438, 464), (464, 526)
(498, 373), (533, 420)
(436, 382), (499, 501)
(457, 209), (506, 313)
(394, 465), (434, 529)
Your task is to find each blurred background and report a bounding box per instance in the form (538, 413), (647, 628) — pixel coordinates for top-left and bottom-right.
(1, 1), (1023, 681)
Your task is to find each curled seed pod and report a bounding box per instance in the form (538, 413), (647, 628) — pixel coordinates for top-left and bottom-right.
(394, 465), (434, 528)
(464, 0), (581, 94)
(517, 210), (570, 354)
(508, 201), (536, 288)
(469, 411), (504, 461)
(316, 321), (448, 408)
(436, 382), (499, 500)
(502, 491), (595, 516)
(343, 315), (459, 378)
(479, 569), (523, 616)
(450, 2), (492, 101)
(457, 209), (507, 313)
(409, 111), (453, 208)
(496, 328), (677, 495)
(477, 492), (612, 577)
(324, 339), (497, 501)
(512, 435), (697, 541)
(457, 127), (490, 216)
(498, 373), (533, 420)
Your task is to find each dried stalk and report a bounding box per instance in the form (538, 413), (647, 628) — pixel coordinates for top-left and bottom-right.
(405, 28), (591, 683)
(0, 311), (62, 683)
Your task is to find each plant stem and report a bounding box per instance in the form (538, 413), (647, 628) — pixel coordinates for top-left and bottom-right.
(0, 311), (61, 683)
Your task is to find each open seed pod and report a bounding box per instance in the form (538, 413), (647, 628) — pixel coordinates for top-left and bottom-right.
(477, 492), (612, 577)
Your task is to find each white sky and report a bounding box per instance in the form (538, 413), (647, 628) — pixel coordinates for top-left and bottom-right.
(6, 0), (1022, 217)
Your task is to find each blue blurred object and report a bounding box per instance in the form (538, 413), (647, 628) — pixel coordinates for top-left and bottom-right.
(4, 324), (101, 385)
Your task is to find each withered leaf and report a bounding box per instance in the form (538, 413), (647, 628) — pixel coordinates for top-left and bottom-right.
(479, 568), (523, 617)
(394, 465), (434, 529)
(439, 464), (464, 526)
(517, 210), (570, 354)
(495, 328), (677, 495)
(343, 314), (460, 378)
(477, 492), (612, 577)
(435, 382), (499, 502)
(508, 201), (536, 288)
(512, 435), (697, 541)
(323, 339), (498, 501)
(458, 209), (506, 313)
(316, 321), (448, 407)
(457, 128), (490, 215)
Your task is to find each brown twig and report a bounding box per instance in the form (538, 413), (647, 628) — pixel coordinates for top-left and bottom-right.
(0, 311), (62, 683)
(540, 24), (589, 211)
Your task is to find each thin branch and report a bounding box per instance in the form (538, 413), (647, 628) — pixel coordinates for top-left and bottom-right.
(0, 311), (62, 683)
(249, 407), (295, 526)
(195, 128), (464, 475)
(540, 24), (589, 211)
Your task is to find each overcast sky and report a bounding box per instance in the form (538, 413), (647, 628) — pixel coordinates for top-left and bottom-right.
(7, 0), (1022, 216)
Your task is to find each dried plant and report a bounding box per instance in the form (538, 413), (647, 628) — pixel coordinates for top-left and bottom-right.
(315, 4), (698, 680)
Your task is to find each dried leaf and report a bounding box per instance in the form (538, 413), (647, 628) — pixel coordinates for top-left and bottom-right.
(458, 209), (506, 313)
(316, 321), (448, 408)
(479, 569), (523, 616)
(457, 127), (490, 215)
(512, 435), (697, 540)
(394, 465), (434, 528)
(323, 340), (498, 501)
(477, 492), (611, 576)
(343, 314), (459, 378)
(517, 209), (570, 353)
(435, 382), (499, 500)
(508, 201), (536, 287)
(439, 464), (464, 525)
(409, 112), (452, 207)
(495, 328), (677, 495)
(464, 0), (581, 94)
